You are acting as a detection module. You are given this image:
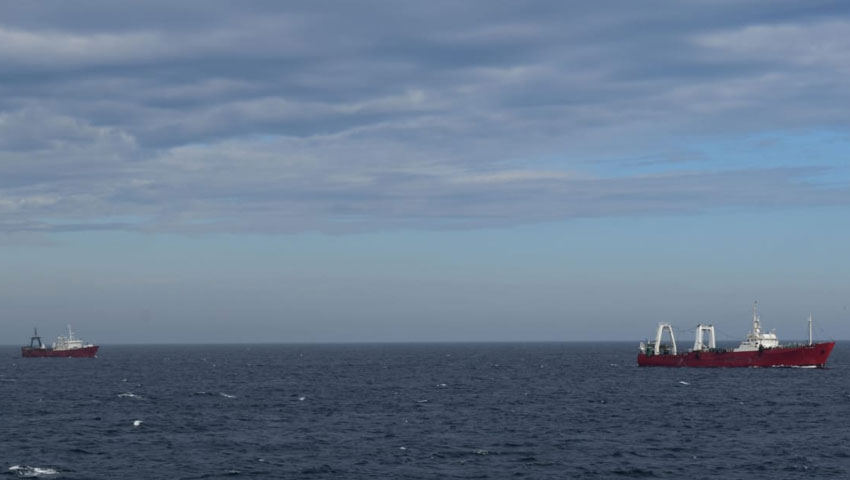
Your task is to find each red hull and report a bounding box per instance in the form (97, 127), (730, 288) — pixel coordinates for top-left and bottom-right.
(21, 346), (99, 358)
(637, 342), (834, 368)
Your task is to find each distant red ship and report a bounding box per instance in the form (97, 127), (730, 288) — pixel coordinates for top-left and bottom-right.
(638, 303), (834, 368)
(21, 326), (99, 358)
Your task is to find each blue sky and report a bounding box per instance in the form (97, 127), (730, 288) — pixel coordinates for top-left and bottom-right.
(1, 1), (849, 343)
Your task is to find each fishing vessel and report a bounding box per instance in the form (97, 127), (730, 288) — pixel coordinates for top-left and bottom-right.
(638, 303), (834, 368)
(21, 326), (99, 358)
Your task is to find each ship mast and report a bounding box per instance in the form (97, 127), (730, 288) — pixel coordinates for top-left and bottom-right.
(809, 314), (813, 346)
(752, 301), (760, 336)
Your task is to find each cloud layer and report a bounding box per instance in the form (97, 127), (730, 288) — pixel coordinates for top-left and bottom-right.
(2, 1), (850, 234)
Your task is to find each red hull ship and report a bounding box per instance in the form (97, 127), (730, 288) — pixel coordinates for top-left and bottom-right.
(21, 326), (99, 358)
(637, 303), (835, 368)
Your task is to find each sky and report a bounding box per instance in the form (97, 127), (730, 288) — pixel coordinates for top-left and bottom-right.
(1, 1), (849, 344)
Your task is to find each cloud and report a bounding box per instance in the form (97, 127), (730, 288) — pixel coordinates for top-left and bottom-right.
(0, 27), (169, 67)
(694, 21), (850, 69)
(3, 131), (845, 234)
(1, 2), (850, 235)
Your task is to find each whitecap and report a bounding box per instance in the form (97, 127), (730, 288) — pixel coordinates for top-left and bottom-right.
(678, 381), (690, 386)
(417, 399), (429, 403)
(133, 420), (143, 427)
(9, 465), (59, 477)
(436, 383), (447, 388)
(219, 392), (236, 398)
(118, 392), (142, 399)
(298, 396), (306, 401)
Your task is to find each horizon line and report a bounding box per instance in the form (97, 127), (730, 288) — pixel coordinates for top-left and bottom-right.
(0, 339), (844, 347)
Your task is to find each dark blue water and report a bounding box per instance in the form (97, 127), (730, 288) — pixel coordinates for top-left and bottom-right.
(1, 343), (849, 479)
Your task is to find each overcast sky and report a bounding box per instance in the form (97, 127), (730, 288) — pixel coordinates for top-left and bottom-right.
(1, 1), (849, 343)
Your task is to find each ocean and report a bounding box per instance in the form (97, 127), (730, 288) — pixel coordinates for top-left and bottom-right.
(1, 342), (848, 479)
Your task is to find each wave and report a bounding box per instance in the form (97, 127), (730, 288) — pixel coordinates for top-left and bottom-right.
(8, 465), (59, 477)
(190, 391), (237, 398)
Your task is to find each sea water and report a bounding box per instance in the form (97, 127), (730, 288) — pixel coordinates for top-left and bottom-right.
(1, 343), (848, 479)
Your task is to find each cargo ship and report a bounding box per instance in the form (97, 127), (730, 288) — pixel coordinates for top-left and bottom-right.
(638, 303), (834, 368)
(21, 326), (99, 358)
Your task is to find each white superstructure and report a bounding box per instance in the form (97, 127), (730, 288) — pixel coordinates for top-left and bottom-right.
(733, 302), (779, 352)
(52, 325), (94, 351)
